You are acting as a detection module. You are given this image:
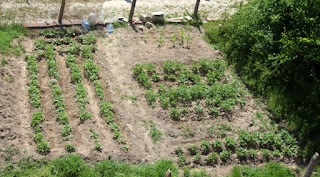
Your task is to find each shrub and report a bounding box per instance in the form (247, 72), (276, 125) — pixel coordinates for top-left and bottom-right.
(204, 0), (320, 140)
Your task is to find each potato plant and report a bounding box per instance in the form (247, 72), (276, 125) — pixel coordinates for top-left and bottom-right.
(132, 59), (246, 120)
(25, 54), (50, 155)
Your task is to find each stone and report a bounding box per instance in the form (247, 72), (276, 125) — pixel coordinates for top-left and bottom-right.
(145, 22), (153, 28)
(184, 16), (192, 21)
(138, 25), (144, 31)
(151, 11), (165, 24)
(139, 14), (152, 23)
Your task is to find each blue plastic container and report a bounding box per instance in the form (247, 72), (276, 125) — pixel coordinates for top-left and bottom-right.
(107, 24), (114, 33)
(81, 20), (91, 31)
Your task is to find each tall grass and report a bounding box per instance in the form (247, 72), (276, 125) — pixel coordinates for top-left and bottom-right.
(0, 24), (28, 55)
(1, 154), (179, 177)
(229, 162), (295, 177)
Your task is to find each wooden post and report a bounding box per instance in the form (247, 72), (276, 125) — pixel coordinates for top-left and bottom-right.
(193, 0), (200, 18)
(128, 0), (137, 25)
(58, 0), (66, 25)
(304, 152), (319, 177)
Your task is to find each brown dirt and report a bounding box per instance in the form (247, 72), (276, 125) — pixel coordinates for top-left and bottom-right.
(0, 25), (300, 176)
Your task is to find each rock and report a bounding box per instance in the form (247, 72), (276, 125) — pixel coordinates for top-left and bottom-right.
(138, 25), (144, 31)
(145, 22), (153, 28)
(184, 16), (192, 21)
(139, 14), (152, 23)
(151, 11), (165, 24)
(165, 169), (171, 177)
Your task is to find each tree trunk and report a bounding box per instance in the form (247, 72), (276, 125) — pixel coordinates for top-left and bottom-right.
(58, 0), (66, 25)
(193, 0), (200, 18)
(304, 152), (319, 177)
(128, 0), (137, 24)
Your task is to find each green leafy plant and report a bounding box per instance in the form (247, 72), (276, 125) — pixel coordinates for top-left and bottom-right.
(201, 140), (211, 154)
(31, 112), (44, 127)
(37, 139), (51, 154)
(94, 140), (102, 152)
(192, 153), (201, 163)
(206, 152), (218, 164)
(174, 147), (183, 156)
(225, 137), (237, 150)
(171, 34), (176, 48)
(236, 147), (248, 160)
(187, 144), (198, 155)
(220, 150), (232, 161)
(212, 139), (223, 151)
(247, 149), (258, 159)
(65, 143), (75, 153)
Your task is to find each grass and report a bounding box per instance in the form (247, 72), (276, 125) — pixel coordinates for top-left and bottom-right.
(229, 162), (296, 177)
(0, 24), (28, 55)
(0, 154), (179, 177)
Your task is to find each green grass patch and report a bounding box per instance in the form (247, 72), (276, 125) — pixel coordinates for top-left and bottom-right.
(0, 154), (178, 177)
(0, 24), (28, 55)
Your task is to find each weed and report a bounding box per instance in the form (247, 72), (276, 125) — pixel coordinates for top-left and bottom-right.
(182, 128), (195, 138)
(1, 58), (7, 67)
(171, 34), (176, 48)
(157, 34), (163, 47)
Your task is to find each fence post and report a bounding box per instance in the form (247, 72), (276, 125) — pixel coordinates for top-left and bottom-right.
(128, 0), (137, 25)
(193, 0), (201, 18)
(304, 152), (319, 177)
(58, 0), (66, 25)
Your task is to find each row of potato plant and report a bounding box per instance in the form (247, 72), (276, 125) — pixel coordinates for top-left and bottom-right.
(65, 54), (92, 121)
(25, 54), (51, 154)
(80, 37), (128, 151)
(133, 59), (246, 120)
(90, 128), (102, 152)
(174, 130), (300, 166)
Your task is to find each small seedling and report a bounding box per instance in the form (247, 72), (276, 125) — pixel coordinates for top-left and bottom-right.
(171, 34), (176, 48)
(186, 35), (193, 49)
(1, 58), (7, 67)
(144, 33), (147, 43)
(157, 34), (163, 47)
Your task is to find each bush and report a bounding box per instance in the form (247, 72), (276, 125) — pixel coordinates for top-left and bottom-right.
(204, 0), (320, 142)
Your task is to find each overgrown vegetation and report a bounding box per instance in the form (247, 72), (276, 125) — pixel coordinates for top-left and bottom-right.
(0, 24), (28, 55)
(0, 154), (179, 177)
(229, 162), (295, 177)
(203, 0), (320, 158)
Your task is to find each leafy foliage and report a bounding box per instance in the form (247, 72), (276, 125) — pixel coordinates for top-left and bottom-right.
(204, 0), (320, 142)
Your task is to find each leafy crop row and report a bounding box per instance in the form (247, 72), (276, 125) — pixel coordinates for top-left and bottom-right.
(25, 54), (51, 154)
(83, 58), (127, 150)
(65, 54), (92, 121)
(175, 130), (300, 165)
(38, 44), (60, 80)
(133, 60), (246, 120)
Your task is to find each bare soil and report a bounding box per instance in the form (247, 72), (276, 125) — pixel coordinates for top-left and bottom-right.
(0, 25), (300, 176)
